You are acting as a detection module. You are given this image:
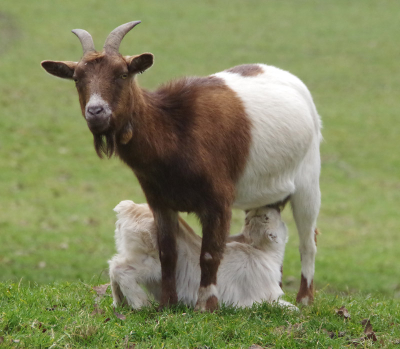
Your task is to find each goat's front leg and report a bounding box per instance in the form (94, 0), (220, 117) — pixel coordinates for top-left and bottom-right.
(195, 207), (231, 312)
(153, 208), (179, 309)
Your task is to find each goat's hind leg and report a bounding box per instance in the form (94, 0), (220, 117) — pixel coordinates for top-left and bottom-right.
(291, 155), (321, 305)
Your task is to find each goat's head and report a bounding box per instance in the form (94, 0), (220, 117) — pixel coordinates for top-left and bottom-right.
(41, 21), (153, 157)
(244, 206), (288, 249)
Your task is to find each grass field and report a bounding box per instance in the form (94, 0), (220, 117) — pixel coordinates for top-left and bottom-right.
(1, 0), (400, 346)
(1, 281), (400, 348)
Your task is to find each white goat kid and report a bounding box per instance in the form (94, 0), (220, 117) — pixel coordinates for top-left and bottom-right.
(109, 200), (296, 309)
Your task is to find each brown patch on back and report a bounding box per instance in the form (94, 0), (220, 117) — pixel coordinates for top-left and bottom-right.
(296, 273), (314, 304)
(226, 64), (263, 77)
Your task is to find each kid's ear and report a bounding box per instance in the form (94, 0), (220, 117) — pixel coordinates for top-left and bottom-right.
(41, 60), (78, 79)
(125, 53), (154, 74)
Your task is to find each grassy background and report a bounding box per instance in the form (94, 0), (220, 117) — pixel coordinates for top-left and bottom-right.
(1, 281), (399, 348)
(1, 0), (399, 300)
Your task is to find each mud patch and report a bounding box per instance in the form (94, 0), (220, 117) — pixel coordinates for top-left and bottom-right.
(0, 12), (21, 55)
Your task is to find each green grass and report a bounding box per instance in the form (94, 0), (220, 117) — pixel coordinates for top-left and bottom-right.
(1, 1), (400, 345)
(1, 1), (400, 347)
(1, 281), (399, 348)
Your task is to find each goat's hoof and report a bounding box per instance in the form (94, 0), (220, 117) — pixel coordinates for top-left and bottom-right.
(157, 302), (176, 311)
(194, 295), (219, 312)
(296, 274), (314, 305)
(157, 303), (167, 312)
(296, 294), (314, 305)
(157, 295), (178, 311)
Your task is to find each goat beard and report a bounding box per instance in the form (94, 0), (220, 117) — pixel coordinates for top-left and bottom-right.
(93, 131), (116, 158)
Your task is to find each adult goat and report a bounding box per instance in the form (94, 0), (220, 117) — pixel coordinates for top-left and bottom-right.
(41, 21), (322, 311)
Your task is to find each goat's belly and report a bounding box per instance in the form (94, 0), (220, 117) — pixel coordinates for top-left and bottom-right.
(233, 173), (296, 210)
(232, 112), (310, 210)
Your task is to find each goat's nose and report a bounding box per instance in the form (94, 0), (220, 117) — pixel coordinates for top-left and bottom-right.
(87, 106), (104, 116)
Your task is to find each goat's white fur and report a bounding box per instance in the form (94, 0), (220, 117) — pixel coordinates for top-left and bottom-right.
(216, 64), (322, 294)
(109, 200), (297, 310)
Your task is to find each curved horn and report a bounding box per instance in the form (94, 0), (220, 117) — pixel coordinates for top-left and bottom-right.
(72, 29), (96, 55)
(103, 21), (141, 54)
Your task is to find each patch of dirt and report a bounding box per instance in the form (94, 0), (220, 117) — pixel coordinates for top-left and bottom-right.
(0, 12), (21, 55)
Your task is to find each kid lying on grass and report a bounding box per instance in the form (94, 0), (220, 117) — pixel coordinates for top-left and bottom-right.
(109, 200), (296, 310)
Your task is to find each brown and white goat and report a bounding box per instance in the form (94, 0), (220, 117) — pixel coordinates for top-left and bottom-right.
(109, 200), (297, 310)
(41, 21), (321, 310)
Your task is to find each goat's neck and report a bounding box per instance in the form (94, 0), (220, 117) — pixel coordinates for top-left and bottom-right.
(117, 81), (179, 169)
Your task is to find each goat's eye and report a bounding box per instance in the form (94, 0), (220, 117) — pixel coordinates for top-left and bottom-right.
(120, 74), (128, 79)
(73, 78), (78, 83)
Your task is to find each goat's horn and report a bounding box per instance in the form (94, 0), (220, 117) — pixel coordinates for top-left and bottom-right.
(103, 21), (141, 54)
(72, 29), (96, 55)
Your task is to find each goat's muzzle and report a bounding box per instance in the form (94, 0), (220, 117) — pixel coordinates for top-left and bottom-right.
(85, 106), (111, 133)
(85, 94), (112, 133)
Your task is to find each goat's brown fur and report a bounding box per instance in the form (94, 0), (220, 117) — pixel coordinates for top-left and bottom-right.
(118, 76), (251, 211)
(225, 64), (263, 77)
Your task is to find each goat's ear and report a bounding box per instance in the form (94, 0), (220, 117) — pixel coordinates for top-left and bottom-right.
(126, 53), (154, 74)
(41, 60), (77, 80)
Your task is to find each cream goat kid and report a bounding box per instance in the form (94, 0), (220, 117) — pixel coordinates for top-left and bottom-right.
(109, 200), (295, 309)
